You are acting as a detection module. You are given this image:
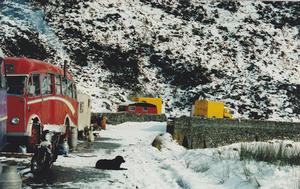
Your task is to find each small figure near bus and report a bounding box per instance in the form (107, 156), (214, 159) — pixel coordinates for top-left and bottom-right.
(100, 115), (107, 130)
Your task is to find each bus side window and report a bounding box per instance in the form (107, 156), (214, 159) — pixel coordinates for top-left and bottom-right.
(49, 74), (54, 94)
(62, 79), (67, 95)
(64, 79), (76, 99)
(28, 74), (40, 96)
(79, 102), (84, 113)
(88, 99), (91, 108)
(55, 75), (62, 95)
(67, 80), (73, 98)
(41, 74), (53, 95)
(72, 83), (77, 99)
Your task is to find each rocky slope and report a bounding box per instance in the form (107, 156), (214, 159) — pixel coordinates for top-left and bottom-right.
(0, 0), (299, 120)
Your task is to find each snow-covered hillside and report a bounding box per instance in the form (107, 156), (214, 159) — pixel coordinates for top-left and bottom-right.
(0, 0), (299, 120)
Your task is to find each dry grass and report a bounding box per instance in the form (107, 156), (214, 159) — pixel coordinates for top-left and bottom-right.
(240, 141), (300, 166)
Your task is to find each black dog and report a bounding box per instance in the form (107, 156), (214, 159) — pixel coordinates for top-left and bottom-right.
(95, 156), (126, 170)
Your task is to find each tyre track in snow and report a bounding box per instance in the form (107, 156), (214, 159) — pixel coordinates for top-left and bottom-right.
(45, 122), (222, 189)
(97, 122), (223, 189)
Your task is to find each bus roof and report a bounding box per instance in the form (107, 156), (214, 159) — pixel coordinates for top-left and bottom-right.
(4, 57), (74, 80)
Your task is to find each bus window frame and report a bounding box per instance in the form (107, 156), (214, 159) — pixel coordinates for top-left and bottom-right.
(55, 74), (62, 95)
(6, 74), (28, 96)
(41, 73), (54, 96)
(72, 83), (77, 100)
(50, 74), (55, 95)
(62, 78), (67, 96)
(65, 79), (75, 99)
(67, 79), (72, 98)
(27, 73), (41, 97)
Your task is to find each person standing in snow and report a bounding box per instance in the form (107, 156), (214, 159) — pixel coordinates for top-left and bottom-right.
(100, 115), (107, 130)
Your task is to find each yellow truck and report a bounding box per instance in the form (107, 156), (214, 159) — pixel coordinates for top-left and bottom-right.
(130, 97), (163, 114)
(192, 100), (233, 119)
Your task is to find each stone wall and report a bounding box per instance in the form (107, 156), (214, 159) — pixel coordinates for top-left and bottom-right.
(169, 116), (300, 149)
(91, 112), (167, 125)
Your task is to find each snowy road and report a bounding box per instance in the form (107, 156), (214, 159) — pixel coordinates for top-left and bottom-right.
(50, 122), (219, 189)
(20, 122), (300, 189)
(23, 122), (220, 189)
(81, 122), (222, 189)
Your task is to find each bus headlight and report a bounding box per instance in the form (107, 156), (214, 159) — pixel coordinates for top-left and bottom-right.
(11, 117), (20, 125)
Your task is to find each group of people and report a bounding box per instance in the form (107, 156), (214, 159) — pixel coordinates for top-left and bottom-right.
(83, 115), (107, 142)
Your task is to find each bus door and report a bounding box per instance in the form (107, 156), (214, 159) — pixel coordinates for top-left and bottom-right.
(27, 74), (42, 126)
(6, 74), (27, 134)
(41, 73), (54, 124)
(54, 75), (63, 124)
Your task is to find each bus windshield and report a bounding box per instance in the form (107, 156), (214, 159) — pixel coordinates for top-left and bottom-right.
(7, 76), (26, 95)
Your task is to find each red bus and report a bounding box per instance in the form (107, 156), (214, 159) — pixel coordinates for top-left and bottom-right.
(118, 102), (158, 114)
(4, 57), (78, 152)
